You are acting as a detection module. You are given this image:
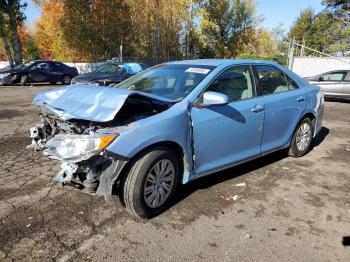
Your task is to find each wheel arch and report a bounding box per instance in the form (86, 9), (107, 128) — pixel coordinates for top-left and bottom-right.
(287, 111), (316, 147)
(301, 112), (316, 130)
(114, 140), (186, 192)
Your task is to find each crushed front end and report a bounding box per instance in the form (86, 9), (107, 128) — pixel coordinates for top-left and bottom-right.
(28, 111), (127, 200)
(28, 85), (174, 201)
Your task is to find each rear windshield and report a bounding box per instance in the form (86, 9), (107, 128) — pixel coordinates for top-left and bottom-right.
(122, 63), (143, 74)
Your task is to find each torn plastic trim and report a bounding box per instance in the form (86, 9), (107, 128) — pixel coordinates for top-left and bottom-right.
(53, 152), (128, 201)
(103, 149), (129, 161)
(96, 159), (128, 202)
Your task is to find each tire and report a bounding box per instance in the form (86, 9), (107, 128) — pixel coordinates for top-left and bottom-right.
(62, 75), (72, 85)
(289, 118), (313, 157)
(121, 147), (180, 219)
(20, 75), (28, 86)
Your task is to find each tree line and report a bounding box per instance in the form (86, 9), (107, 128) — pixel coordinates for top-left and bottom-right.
(0, 0), (349, 66)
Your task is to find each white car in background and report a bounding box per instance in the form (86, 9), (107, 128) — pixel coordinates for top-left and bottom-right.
(305, 70), (350, 100)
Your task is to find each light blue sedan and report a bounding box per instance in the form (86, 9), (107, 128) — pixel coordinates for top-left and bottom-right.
(29, 59), (324, 218)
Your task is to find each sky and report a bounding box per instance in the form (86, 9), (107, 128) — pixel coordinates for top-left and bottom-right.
(257, 0), (324, 30)
(24, 0), (324, 30)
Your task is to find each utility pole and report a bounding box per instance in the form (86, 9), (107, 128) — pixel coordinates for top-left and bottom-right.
(301, 37), (305, 56)
(288, 38), (295, 70)
(120, 40), (123, 62)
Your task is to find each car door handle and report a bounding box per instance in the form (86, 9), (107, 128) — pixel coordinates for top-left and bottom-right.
(297, 96), (306, 102)
(251, 105), (264, 113)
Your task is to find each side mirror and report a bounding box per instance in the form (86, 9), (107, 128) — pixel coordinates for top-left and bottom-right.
(318, 76), (324, 81)
(195, 91), (229, 108)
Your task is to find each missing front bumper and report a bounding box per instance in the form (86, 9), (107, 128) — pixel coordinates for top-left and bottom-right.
(54, 157), (127, 202)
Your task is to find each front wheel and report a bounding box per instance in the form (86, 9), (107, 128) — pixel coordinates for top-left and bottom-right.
(289, 118), (313, 157)
(121, 147), (180, 219)
(20, 75), (28, 86)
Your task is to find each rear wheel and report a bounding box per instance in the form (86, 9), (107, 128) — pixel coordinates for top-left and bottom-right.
(289, 118), (313, 157)
(62, 75), (72, 85)
(20, 75), (28, 86)
(121, 147), (179, 219)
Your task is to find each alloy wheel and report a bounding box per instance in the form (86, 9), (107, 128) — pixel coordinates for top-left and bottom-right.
(143, 159), (175, 208)
(296, 122), (312, 152)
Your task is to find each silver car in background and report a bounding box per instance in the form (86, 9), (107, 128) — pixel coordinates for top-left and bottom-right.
(305, 70), (350, 100)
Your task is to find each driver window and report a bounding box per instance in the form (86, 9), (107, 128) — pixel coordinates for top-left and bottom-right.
(207, 66), (254, 102)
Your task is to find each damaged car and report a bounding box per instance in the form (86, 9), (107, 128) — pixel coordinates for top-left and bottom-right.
(29, 60), (324, 218)
(0, 60), (78, 86)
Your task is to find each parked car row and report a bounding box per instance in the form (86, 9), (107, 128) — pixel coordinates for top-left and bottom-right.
(0, 59), (348, 101)
(0, 60), (149, 86)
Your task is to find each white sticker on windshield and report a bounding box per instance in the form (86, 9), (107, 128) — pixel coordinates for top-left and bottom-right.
(185, 68), (210, 74)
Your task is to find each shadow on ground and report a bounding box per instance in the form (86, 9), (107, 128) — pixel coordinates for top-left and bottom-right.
(171, 126), (329, 211)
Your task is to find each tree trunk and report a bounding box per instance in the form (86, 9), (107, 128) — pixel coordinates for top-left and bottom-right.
(1, 36), (14, 68)
(8, 1), (23, 66)
(8, 23), (22, 66)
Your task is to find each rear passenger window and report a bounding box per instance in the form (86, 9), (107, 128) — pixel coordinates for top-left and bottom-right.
(322, 72), (346, 81)
(285, 74), (299, 90)
(256, 66), (297, 95)
(207, 66), (255, 102)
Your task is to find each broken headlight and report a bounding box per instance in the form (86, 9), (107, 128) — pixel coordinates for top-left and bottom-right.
(44, 134), (117, 161)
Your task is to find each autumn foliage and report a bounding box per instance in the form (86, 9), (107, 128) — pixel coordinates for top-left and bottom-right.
(1, 0), (348, 64)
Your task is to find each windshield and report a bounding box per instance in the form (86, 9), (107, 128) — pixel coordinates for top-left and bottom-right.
(116, 64), (216, 101)
(14, 61), (36, 69)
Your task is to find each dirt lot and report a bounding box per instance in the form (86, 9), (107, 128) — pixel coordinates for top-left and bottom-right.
(0, 85), (349, 262)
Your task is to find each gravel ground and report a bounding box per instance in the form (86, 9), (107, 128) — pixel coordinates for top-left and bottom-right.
(0, 85), (349, 262)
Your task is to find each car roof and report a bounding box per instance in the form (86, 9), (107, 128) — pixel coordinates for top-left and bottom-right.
(166, 59), (280, 67)
(311, 70), (350, 77)
(108, 61), (141, 65)
(31, 60), (57, 64)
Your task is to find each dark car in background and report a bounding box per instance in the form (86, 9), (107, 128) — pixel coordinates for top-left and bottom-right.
(0, 60), (78, 86)
(305, 70), (350, 100)
(71, 62), (148, 86)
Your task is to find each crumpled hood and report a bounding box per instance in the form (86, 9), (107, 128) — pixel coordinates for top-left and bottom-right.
(0, 67), (23, 74)
(32, 84), (174, 122)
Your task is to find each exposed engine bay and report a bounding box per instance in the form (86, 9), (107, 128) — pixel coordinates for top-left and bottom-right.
(28, 93), (173, 195)
(29, 94), (172, 150)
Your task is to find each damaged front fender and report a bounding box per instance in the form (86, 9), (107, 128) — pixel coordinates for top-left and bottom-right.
(29, 84), (181, 201)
